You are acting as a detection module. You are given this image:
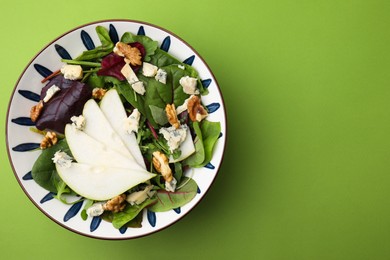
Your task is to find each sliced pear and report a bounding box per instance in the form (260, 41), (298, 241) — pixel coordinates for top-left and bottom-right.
(56, 162), (156, 201)
(100, 89), (146, 169)
(169, 127), (196, 163)
(65, 124), (142, 169)
(82, 99), (134, 160)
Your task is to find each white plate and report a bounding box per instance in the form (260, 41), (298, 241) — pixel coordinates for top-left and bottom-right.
(6, 19), (226, 239)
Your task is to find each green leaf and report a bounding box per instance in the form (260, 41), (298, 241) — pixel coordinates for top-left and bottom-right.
(31, 139), (71, 193)
(111, 197), (157, 229)
(121, 32), (158, 62)
(200, 120), (221, 167)
(184, 120), (220, 167)
(183, 122), (205, 167)
(75, 26), (114, 61)
(149, 104), (168, 125)
(148, 177), (198, 212)
(80, 199), (94, 221)
(149, 48), (181, 67)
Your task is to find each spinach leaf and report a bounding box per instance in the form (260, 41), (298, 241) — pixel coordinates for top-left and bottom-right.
(31, 139), (71, 193)
(184, 122), (205, 167)
(148, 177), (198, 212)
(120, 32), (158, 62)
(149, 105), (168, 126)
(200, 120), (221, 166)
(184, 120), (221, 167)
(149, 48), (181, 67)
(111, 197), (157, 229)
(75, 26), (114, 61)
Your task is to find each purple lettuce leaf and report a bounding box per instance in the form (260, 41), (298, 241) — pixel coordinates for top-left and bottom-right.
(36, 75), (92, 134)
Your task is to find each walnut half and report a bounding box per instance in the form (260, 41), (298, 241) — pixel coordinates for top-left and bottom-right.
(114, 42), (142, 66)
(40, 131), (58, 149)
(152, 151), (173, 182)
(187, 95), (208, 122)
(30, 100), (44, 122)
(165, 104), (180, 129)
(103, 194), (127, 213)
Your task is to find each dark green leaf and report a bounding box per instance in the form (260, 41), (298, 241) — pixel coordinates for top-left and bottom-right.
(31, 139), (71, 193)
(184, 120), (221, 167)
(112, 197), (157, 229)
(149, 105), (168, 125)
(149, 48), (181, 67)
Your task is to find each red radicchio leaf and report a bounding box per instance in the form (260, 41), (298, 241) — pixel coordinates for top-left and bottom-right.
(97, 42), (146, 79)
(36, 74), (92, 134)
(97, 52), (126, 80)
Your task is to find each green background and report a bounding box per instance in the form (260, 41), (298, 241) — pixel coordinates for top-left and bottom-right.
(1, 0), (390, 259)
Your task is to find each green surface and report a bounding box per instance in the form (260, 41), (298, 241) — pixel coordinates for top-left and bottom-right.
(2, 0), (390, 259)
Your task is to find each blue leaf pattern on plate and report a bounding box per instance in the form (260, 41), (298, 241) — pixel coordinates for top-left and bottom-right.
(22, 171), (33, 180)
(137, 26), (145, 36)
(197, 186), (201, 194)
(204, 162), (215, 170)
(206, 103), (220, 113)
(12, 143), (40, 152)
(201, 79), (212, 89)
(55, 44), (72, 60)
(147, 210), (156, 227)
(64, 201), (83, 222)
(34, 64), (52, 78)
(161, 36), (171, 52)
(40, 192), (55, 203)
(173, 208), (181, 214)
(109, 24), (119, 44)
(183, 55), (195, 65)
(11, 117), (35, 126)
(18, 90), (40, 102)
(81, 30), (95, 50)
(219, 132), (223, 139)
(90, 216), (102, 232)
(119, 226), (127, 234)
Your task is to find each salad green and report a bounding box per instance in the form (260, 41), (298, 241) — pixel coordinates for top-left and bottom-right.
(30, 25), (221, 230)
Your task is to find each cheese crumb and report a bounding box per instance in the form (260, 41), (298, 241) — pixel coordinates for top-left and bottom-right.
(142, 62), (158, 77)
(165, 178), (177, 192)
(86, 202), (105, 217)
(121, 63), (145, 95)
(159, 125), (188, 152)
(179, 76), (199, 95)
(61, 64), (83, 80)
(155, 69), (167, 84)
(123, 108), (141, 134)
(43, 85), (61, 103)
(52, 151), (73, 168)
(70, 115), (86, 130)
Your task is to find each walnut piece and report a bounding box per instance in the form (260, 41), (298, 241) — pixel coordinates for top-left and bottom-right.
(114, 42), (142, 66)
(92, 88), (107, 100)
(165, 104), (180, 129)
(40, 131), (58, 149)
(187, 95), (208, 122)
(30, 100), (44, 122)
(152, 151), (173, 182)
(103, 194), (127, 213)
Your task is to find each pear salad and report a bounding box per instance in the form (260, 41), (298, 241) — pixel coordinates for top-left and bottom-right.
(30, 25), (221, 229)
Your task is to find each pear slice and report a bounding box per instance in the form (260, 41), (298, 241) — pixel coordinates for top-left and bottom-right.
(169, 127), (196, 163)
(56, 162), (156, 201)
(100, 89), (146, 169)
(82, 99), (134, 160)
(65, 124), (142, 169)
